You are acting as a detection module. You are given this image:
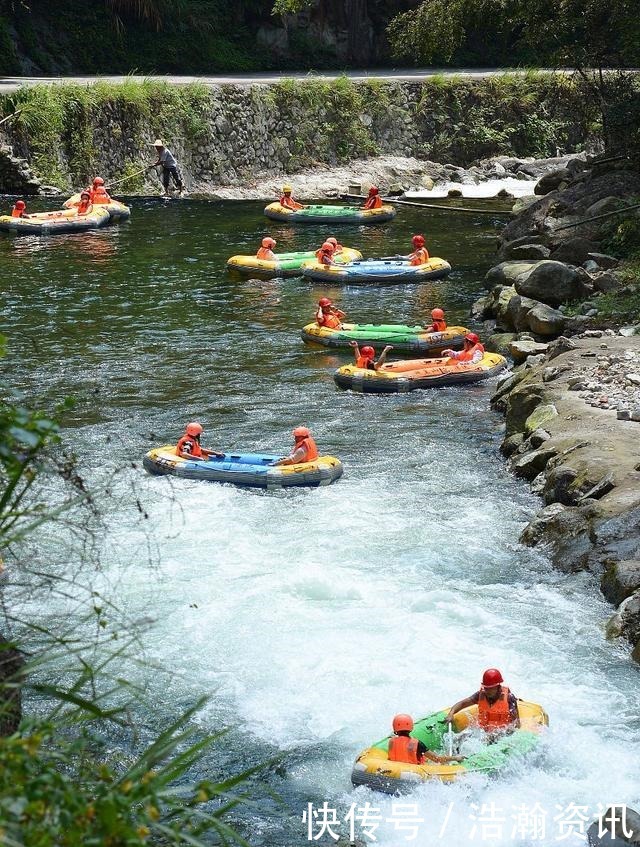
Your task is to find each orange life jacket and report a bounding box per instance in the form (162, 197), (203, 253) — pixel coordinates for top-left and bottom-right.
(319, 312), (342, 329)
(478, 686), (512, 730)
(428, 319), (447, 332)
(256, 247), (275, 260)
(77, 200), (92, 215)
(297, 435), (318, 463)
(90, 186), (111, 204)
(364, 195), (383, 210)
(388, 735), (422, 764)
(176, 434), (203, 458)
(457, 342), (485, 362)
(409, 247), (430, 266)
(11, 207), (24, 218)
(280, 195), (303, 210)
(356, 355), (374, 369)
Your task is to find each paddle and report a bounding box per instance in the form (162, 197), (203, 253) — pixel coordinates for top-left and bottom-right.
(105, 166), (153, 191)
(447, 721), (454, 757)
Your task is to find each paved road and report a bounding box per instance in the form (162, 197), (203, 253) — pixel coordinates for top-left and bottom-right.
(0, 69), (553, 93)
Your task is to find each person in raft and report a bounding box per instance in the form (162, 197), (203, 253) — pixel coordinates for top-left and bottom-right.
(279, 184), (304, 211)
(88, 176), (112, 204)
(424, 308), (447, 333)
(10, 200), (29, 218)
(176, 422), (224, 460)
(441, 332), (484, 365)
(315, 297), (345, 329)
(326, 235), (343, 254)
(362, 186), (383, 210)
(316, 240), (338, 266)
(388, 714), (464, 765)
(150, 139), (184, 196)
(445, 668), (520, 736)
(272, 426), (318, 466)
(349, 340), (393, 371)
(256, 237), (277, 261)
(408, 234), (430, 266)
(76, 191), (93, 215)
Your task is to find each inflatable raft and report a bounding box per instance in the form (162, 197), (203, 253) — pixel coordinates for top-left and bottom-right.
(351, 701), (548, 794)
(63, 193), (131, 221)
(264, 202), (395, 225)
(334, 351), (507, 393)
(301, 257), (451, 285)
(302, 322), (468, 354)
(0, 206), (111, 236)
(227, 246), (361, 278)
(143, 446), (343, 489)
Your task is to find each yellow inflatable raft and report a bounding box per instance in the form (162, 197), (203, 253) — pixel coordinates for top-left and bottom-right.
(63, 193), (131, 221)
(264, 202), (396, 225)
(0, 206), (111, 236)
(227, 246), (361, 278)
(335, 352), (507, 392)
(352, 701), (548, 793)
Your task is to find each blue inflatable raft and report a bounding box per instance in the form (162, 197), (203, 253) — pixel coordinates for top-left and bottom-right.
(301, 256), (452, 285)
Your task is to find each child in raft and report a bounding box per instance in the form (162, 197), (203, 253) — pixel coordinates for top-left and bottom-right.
(315, 297), (345, 329)
(10, 200), (29, 218)
(423, 308), (447, 333)
(256, 237), (277, 261)
(349, 340), (393, 371)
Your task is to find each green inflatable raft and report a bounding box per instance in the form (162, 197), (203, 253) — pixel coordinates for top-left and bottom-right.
(301, 322), (468, 354)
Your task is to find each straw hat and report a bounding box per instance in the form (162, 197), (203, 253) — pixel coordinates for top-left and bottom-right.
(153, 139), (164, 147)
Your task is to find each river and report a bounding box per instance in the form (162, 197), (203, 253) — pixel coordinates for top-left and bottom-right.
(1, 198), (639, 845)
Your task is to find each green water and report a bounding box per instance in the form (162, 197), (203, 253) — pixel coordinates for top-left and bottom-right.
(3, 198), (639, 847)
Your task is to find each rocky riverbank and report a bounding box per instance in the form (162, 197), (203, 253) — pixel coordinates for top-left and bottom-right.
(477, 154), (640, 662)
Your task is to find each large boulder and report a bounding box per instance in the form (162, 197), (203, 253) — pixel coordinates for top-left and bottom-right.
(524, 403), (558, 434)
(526, 303), (566, 336)
(520, 502), (597, 571)
(505, 294), (539, 331)
(550, 236), (600, 265)
(534, 167), (571, 196)
(486, 332), (517, 356)
(593, 271), (622, 293)
(507, 244), (551, 260)
(504, 381), (546, 435)
(543, 457), (614, 506)
(606, 591), (640, 663)
(514, 261), (585, 306)
(510, 446), (558, 480)
(601, 560), (640, 607)
(484, 261), (539, 290)
(585, 195), (623, 217)
(509, 339), (549, 363)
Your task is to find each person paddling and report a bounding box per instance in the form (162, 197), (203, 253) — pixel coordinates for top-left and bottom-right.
(441, 332), (484, 364)
(315, 297), (345, 329)
(388, 714), (463, 765)
(175, 422), (224, 460)
(349, 340), (392, 371)
(150, 139), (184, 196)
(445, 668), (520, 735)
(272, 427), (318, 466)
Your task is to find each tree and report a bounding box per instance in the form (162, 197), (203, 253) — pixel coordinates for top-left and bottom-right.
(387, 0), (640, 154)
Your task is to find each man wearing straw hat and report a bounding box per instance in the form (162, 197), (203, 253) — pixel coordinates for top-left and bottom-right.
(150, 139), (184, 196)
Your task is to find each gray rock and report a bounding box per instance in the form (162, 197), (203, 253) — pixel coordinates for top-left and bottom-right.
(617, 410), (631, 420)
(601, 560), (640, 607)
(506, 294), (539, 332)
(504, 381), (546, 435)
(528, 428), (551, 447)
(486, 332), (517, 357)
(510, 446), (558, 480)
(620, 325), (640, 337)
(510, 195), (539, 215)
(550, 236), (599, 265)
(587, 252), (620, 270)
(584, 195), (623, 217)
(546, 335), (578, 360)
(527, 303), (566, 336)
(606, 591), (640, 662)
(500, 433), (524, 457)
(470, 296), (490, 320)
(484, 261), (539, 290)
(583, 259), (600, 273)
(534, 167), (571, 196)
(593, 271), (622, 293)
(514, 261), (585, 306)
(509, 339), (549, 363)
(507, 244), (551, 260)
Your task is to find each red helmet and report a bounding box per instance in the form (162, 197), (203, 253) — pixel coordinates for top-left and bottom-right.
(360, 346), (375, 359)
(412, 234), (425, 247)
(92, 176), (105, 186)
(80, 191), (90, 199)
(431, 308), (445, 320)
(481, 668), (504, 687)
(368, 186), (379, 195)
(321, 241), (335, 253)
(392, 714), (414, 733)
(293, 426), (310, 439)
(261, 237), (276, 248)
(318, 297), (332, 308)
(465, 332), (480, 344)
(14, 200), (25, 210)
(186, 422), (203, 437)
(327, 237), (338, 247)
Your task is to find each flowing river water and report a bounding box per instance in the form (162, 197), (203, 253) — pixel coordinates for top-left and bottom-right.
(1, 198), (639, 845)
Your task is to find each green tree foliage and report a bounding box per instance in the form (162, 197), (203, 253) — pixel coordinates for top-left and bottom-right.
(0, 349), (269, 845)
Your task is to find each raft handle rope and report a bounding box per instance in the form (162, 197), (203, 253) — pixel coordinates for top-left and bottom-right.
(340, 193), (513, 217)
